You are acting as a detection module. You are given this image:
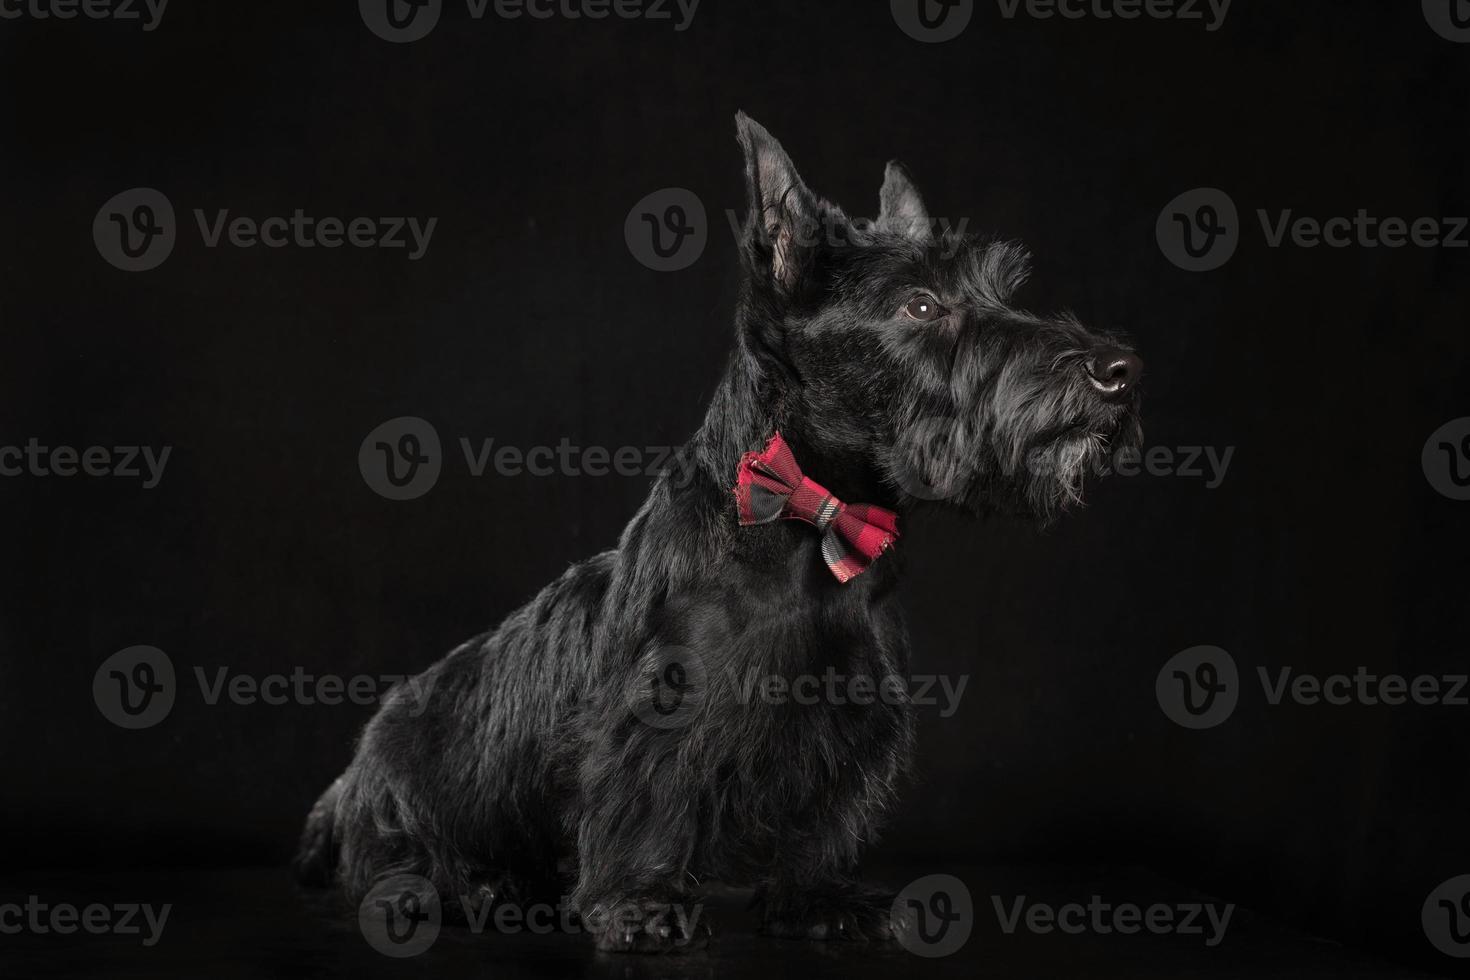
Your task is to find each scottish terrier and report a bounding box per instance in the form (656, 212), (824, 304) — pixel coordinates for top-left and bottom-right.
(295, 112), (1144, 952)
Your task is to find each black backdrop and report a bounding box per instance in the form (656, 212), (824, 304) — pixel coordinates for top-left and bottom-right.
(2, 0), (1468, 972)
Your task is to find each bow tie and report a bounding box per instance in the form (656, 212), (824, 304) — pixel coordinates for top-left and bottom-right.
(733, 432), (900, 583)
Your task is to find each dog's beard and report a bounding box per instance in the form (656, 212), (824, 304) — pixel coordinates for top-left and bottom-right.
(884, 402), (1142, 521)
(884, 339), (1143, 518)
(1020, 415), (1142, 521)
(980, 346), (1145, 521)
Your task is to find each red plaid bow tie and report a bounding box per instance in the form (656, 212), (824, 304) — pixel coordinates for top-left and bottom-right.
(733, 432), (900, 583)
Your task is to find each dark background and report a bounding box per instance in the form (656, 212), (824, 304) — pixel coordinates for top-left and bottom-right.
(2, 0), (1467, 974)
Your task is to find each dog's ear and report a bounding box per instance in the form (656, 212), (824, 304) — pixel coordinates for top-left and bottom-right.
(877, 160), (932, 243)
(735, 112), (817, 293)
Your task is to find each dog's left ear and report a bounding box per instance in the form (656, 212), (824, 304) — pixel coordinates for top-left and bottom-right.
(736, 112), (818, 293)
(877, 161), (933, 243)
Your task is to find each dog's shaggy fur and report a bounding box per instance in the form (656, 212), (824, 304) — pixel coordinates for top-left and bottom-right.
(295, 113), (1143, 951)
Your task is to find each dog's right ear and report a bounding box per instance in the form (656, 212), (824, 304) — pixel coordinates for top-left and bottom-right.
(877, 160), (933, 243)
(735, 112), (817, 294)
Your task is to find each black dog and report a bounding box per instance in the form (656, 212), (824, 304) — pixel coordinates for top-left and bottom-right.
(294, 113), (1143, 952)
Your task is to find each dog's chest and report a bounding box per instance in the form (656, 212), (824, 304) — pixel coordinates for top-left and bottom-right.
(688, 593), (913, 870)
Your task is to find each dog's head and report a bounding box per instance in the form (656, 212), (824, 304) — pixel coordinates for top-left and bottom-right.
(733, 112), (1143, 521)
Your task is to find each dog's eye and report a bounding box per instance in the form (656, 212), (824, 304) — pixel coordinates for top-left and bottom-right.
(903, 295), (945, 322)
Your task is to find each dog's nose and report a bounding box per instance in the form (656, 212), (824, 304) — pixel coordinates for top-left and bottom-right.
(1085, 348), (1143, 400)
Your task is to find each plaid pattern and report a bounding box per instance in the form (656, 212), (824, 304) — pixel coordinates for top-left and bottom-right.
(733, 431), (900, 583)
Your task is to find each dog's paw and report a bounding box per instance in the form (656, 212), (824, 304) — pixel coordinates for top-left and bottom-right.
(588, 899), (711, 954)
(760, 889), (898, 942)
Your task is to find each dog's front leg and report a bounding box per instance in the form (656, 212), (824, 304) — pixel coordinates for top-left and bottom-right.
(570, 732), (710, 953)
(756, 873), (900, 942)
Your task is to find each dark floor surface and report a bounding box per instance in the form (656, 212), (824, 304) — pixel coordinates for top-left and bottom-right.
(0, 866), (1446, 979)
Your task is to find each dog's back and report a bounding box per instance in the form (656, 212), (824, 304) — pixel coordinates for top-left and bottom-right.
(297, 549), (618, 899)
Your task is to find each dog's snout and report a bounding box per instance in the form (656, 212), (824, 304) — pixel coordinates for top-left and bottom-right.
(1085, 347), (1143, 401)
